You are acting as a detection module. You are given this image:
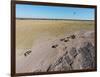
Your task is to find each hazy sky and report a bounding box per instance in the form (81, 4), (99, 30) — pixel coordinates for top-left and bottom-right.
(16, 4), (95, 20)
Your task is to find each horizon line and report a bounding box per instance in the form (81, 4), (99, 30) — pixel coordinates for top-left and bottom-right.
(16, 18), (94, 21)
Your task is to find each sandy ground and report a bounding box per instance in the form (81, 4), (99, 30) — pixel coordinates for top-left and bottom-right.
(16, 35), (60, 73)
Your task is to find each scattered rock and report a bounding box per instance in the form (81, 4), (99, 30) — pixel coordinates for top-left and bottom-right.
(65, 55), (73, 66)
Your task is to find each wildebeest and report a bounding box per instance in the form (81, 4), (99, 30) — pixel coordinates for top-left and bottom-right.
(66, 36), (70, 39)
(24, 50), (32, 56)
(51, 44), (58, 48)
(64, 40), (69, 42)
(60, 38), (65, 41)
(70, 35), (76, 39)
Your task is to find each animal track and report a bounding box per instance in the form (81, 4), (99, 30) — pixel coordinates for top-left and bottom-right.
(47, 41), (95, 71)
(69, 47), (78, 58)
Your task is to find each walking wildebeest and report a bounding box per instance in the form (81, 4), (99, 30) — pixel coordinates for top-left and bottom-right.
(24, 50), (32, 56)
(64, 39), (69, 42)
(52, 44), (58, 48)
(70, 35), (76, 39)
(66, 36), (70, 39)
(60, 38), (65, 41)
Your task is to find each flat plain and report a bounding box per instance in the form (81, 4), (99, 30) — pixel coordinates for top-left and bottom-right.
(16, 20), (94, 50)
(16, 19), (95, 73)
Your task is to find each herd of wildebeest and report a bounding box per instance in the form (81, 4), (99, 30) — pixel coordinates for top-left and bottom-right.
(24, 34), (76, 57)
